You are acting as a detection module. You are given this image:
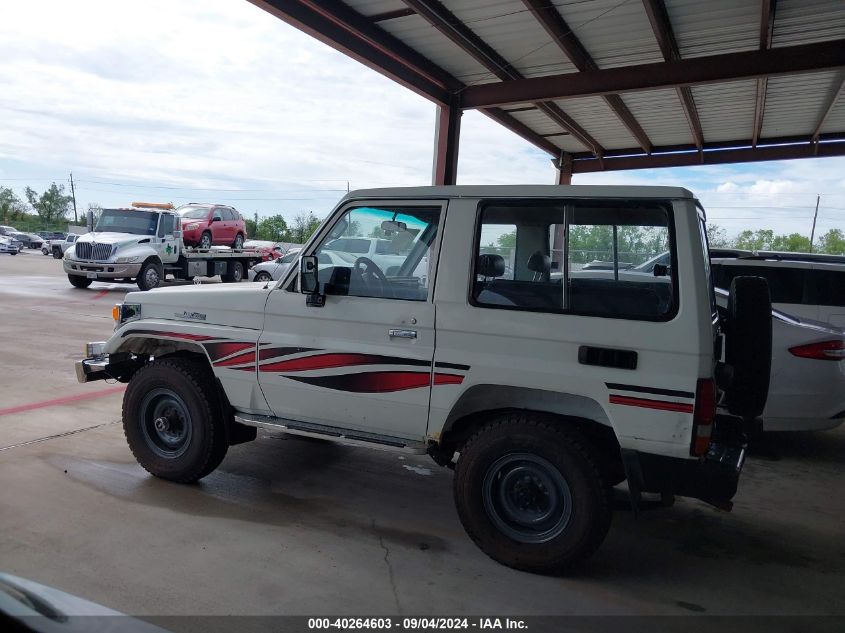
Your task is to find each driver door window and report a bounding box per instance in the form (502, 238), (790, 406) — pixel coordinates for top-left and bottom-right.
(313, 205), (441, 301)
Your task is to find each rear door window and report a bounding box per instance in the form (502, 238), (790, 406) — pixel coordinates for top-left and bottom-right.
(813, 269), (845, 306)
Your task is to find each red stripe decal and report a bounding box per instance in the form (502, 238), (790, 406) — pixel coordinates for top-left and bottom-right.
(205, 342), (254, 362)
(214, 351), (257, 367)
(260, 353), (428, 373)
(127, 330), (217, 342)
(286, 371), (432, 393)
(433, 373), (464, 386)
(609, 394), (694, 414)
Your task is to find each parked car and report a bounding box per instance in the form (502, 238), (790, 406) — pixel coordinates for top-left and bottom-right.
(76, 185), (770, 574)
(9, 232), (44, 249)
(248, 248), (302, 282)
(37, 230), (68, 241)
(51, 233), (79, 258)
(715, 287), (845, 432)
(0, 225), (18, 236)
(711, 252), (845, 327)
(0, 235), (21, 255)
(243, 240), (285, 262)
(177, 203), (246, 249)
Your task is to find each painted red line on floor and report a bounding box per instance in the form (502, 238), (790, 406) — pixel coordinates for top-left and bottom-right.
(0, 386), (126, 418)
(93, 289), (109, 299)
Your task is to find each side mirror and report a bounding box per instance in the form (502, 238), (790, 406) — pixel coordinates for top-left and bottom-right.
(300, 255), (324, 307)
(211, 215), (221, 223)
(653, 263), (671, 277)
(172, 230), (183, 239)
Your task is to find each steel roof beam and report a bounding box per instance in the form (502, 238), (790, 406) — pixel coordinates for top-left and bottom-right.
(402, 0), (606, 157)
(569, 139), (845, 173)
(460, 39), (845, 108)
(522, 0), (653, 153)
(641, 0), (704, 150)
(753, 0), (777, 146)
(812, 72), (845, 144)
(369, 8), (416, 23)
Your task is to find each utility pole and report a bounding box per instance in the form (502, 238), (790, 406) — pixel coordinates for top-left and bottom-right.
(809, 194), (820, 252)
(69, 172), (78, 224)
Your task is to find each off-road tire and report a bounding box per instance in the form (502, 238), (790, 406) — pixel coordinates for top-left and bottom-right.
(453, 412), (612, 574)
(137, 260), (162, 291)
(199, 231), (212, 250)
(221, 260), (244, 283)
(68, 274), (92, 288)
(724, 276), (772, 418)
(123, 357), (228, 483)
(232, 233), (244, 250)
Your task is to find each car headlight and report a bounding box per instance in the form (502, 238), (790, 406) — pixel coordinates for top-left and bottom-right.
(185, 223), (200, 231)
(64, 249), (73, 260)
(85, 341), (107, 358)
(112, 303), (141, 328)
(115, 256), (141, 263)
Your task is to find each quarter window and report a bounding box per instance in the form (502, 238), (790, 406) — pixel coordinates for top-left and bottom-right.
(473, 201), (676, 320)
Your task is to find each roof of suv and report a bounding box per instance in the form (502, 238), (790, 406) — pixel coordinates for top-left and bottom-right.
(342, 185), (695, 201)
(712, 251), (845, 266)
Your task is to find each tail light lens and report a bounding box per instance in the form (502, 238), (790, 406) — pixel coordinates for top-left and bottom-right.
(788, 340), (845, 360)
(691, 378), (716, 457)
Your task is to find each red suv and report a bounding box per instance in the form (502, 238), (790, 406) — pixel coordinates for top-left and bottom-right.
(177, 204), (247, 249)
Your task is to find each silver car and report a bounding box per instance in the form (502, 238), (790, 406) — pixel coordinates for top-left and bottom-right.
(248, 248), (301, 282)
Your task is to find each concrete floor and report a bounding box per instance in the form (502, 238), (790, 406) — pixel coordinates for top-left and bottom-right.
(1, 251), (844, 623)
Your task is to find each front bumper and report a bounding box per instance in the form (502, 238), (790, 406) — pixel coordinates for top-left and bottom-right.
(76, 353), (138, 383)
(64, 259), (143, 279)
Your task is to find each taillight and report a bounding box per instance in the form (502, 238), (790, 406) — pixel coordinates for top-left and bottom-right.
(788, 340), (845, 361)
(691, 378), (716, 457)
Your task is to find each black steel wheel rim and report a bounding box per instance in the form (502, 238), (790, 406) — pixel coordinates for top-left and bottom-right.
(139, 388), (193, 458)
(482, 452), (572, 544)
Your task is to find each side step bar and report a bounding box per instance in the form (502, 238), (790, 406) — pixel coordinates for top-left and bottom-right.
(234, 412), (428, 454)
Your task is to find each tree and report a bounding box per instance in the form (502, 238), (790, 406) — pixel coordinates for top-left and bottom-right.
(706, 223), (730, 248)
(245, 218), (257, 239)
(24, 183), (73, 223)
(734, 229), (774, 251)
(817, 228), (845, 255)
(770, 232), (811, 253)
(289, 212), (323, 244)
(255, 214), (289, 241)
(0, 187), (27, 222)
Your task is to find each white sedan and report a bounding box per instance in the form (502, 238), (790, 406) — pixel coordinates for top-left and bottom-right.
(716, 288), (845, 432)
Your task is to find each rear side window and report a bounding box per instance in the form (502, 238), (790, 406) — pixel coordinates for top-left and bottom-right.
(472, 200), (676, 321)
(813, 270), (845, 306)
(714, 265), (806, 304)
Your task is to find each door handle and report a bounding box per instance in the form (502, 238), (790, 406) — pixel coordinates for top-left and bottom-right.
(389, 329), (417, 339)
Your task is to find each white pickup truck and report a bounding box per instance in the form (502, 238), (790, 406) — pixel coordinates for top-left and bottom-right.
(63, 204), (262, 291)
(75, 185), (771, 573)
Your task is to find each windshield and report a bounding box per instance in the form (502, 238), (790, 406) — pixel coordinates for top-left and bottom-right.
(95, 209), (159, 235)
(279, 250), (300, 264)
(178, 206), (210, 219)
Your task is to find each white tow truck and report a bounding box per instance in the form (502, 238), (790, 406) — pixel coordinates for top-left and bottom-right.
(63, 203), (263, 291)
(75, 186), (772, 573)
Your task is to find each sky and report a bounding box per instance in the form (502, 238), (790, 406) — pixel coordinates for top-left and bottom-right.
(0, 0), (843, 239)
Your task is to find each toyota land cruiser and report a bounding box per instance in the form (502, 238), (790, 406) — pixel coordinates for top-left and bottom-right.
(75, 186), (771, 573)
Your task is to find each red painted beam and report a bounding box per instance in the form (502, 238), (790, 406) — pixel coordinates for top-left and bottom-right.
(461, 39), (845, 109)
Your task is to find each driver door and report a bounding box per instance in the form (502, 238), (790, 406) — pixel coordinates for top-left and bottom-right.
(259, 201), (445, 442)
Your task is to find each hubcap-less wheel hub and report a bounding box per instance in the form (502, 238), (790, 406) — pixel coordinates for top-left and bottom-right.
(139, 389), (193, 458)
(482, 453), (572, 544)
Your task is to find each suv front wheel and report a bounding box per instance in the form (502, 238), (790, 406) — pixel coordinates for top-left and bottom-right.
(453, 413), (612, 574)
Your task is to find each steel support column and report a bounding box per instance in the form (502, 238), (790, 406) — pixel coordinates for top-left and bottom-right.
(432, 101), (461, 185)
(555, 153), (573, 185)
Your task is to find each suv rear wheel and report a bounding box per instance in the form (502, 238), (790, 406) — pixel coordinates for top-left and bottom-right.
(232, 233), (244, 249)
(454, 412), (611, 574)
(123, 357), (228, 483)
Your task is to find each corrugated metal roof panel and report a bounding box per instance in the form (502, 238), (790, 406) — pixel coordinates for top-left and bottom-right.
(762, 71), (840, 138)
(820, 94), (845, 135)
(507, 109), (589, 153)
(773, 0), (845, 46)
(378, 14), (494, 84)
(691, 79), (757, 142)
(445, 0), (579, 81)
(620, 89), (694, 147)
(552, 96), (638, 150)
(347, 0), (408, 17)
(554, 0), (665, 69)
(666, 0), (759, 58)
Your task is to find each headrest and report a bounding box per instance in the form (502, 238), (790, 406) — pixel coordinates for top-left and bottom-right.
(527, 251), (551, 274)
(477, 253), (505, 278)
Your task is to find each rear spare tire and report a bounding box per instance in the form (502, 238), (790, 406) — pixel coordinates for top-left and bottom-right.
(454, 413), (612, 574)
(123, 357), (228, 483)
(724, 276), (772, 418)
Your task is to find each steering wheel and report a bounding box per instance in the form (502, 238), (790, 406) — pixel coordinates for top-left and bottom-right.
(353, 257), (393, 298)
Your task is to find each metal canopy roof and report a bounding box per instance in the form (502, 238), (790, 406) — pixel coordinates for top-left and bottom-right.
(250, 0), (845, 177)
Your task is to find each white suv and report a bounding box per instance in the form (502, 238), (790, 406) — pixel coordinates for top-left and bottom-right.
(75, 186), (770, 574)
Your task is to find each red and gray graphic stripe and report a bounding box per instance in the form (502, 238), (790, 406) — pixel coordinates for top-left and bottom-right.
(287, 370), (465, 393)
(606, 382), (694, 414)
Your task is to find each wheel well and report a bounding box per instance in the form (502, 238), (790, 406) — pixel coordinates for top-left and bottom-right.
(437, 408), (625, 485)
(141, 255), (162, 269)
